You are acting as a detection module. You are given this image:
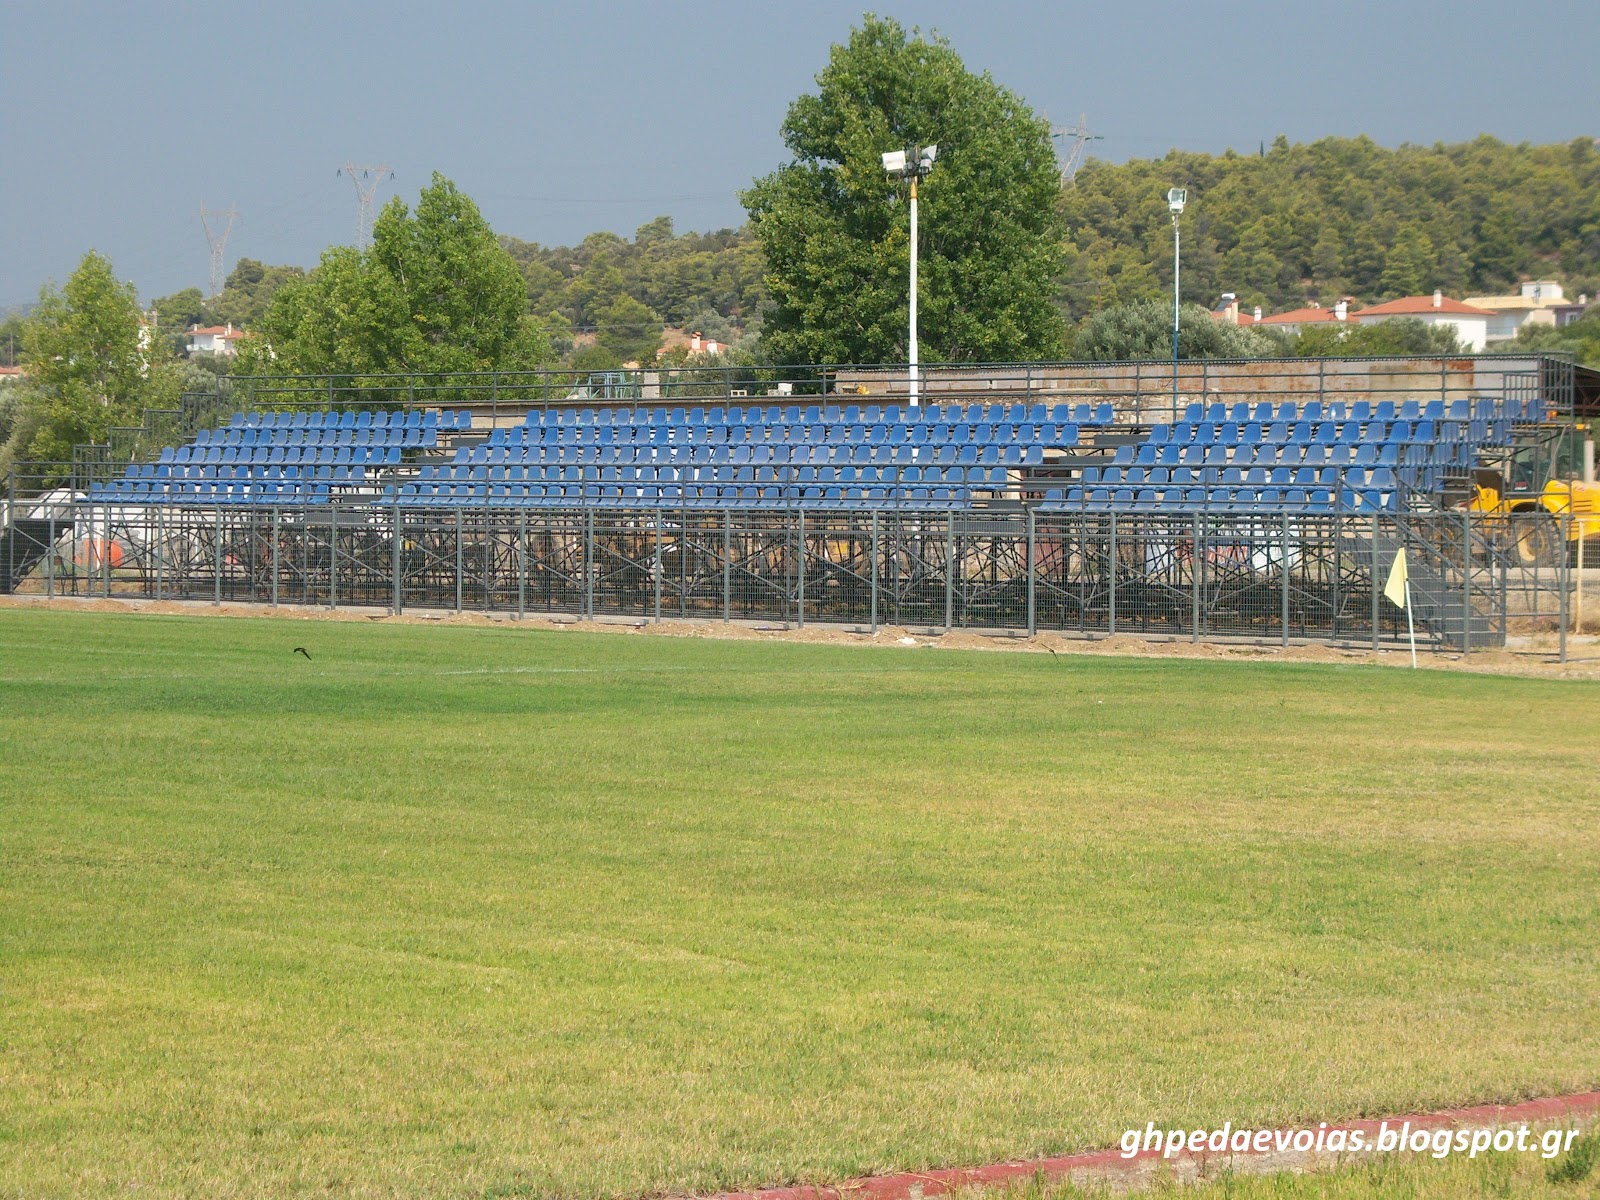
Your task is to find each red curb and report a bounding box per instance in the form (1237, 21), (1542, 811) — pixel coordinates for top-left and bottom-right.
(711, 1091), (1600, 1200)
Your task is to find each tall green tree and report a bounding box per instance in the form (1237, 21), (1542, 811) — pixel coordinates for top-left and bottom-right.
(742, 15), (1066, 364)
(1071, 301), (1278, 361)
(12, 251), (182, 474)
(241, 174), (549, 375)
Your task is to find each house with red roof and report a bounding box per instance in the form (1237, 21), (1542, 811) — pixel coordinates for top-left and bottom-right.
(1255, 298), (1354, 337)
(1350, 291), (1493, 351)
(187, 323), (247, 357)
(1210, 294), (1262, 327)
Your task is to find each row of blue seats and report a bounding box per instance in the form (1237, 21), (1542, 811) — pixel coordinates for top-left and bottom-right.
(164, 446), (404, 466)
(395, 483), (989, 509)
(457, 444), (1048, 467)
(116, 464), (371, 483)
(485, 422), (1079, 447)
(1038, 487), (1396, 514)
(1179, 398), (1506, 425)
(1119, 443), (1446, 470)
(230, 409), (471, 431)
(1149, 419), (1469, 446)
(95, 481), (1004, 510)
(1088, 466), (1398, 489)
(518, 402), (1115, 427)
(91, 481), (339, 502)
(420, 464), (1014, 486)
(200, 427), (437, 449)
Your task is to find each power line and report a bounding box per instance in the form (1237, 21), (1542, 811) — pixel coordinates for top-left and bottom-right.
(1050, 114), (1103, 185)
(337, 163), (394, 246)
(198, 203), (238, 298)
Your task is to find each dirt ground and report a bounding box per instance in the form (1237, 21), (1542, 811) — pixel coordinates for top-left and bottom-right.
(5, 593), (1598, 681)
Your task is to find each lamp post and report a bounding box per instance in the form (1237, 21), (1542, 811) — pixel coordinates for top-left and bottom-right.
(1164, 184), (1190, 419)
(883, 144), (938, 406)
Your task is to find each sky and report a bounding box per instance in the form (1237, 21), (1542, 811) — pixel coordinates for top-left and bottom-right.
(2, 0), (1597, 309)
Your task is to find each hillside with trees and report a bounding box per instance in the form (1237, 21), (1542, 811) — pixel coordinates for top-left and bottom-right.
(1058, 135), (1600, 322)
(501, 219), (767, 368)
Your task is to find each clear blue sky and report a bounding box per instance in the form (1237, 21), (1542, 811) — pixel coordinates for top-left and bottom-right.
(2, 0), (1596, 308)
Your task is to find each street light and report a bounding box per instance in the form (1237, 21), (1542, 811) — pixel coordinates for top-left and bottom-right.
(884, 143), (937, 406)
(1167, 187), (1187, 415)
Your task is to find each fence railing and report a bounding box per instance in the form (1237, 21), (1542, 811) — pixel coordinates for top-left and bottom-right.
(6, 495), (1580, 657)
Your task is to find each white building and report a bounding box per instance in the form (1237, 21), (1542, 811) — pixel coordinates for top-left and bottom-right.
(187, 323), (246, 356)
(1350, 291), (1493, 352)
(1462, 281), (1572, 343)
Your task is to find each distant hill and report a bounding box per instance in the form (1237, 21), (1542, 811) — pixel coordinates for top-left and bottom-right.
(1056, 134), (1600, 320)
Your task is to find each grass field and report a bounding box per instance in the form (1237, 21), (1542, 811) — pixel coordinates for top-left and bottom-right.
(2, 608), (1598, 1199)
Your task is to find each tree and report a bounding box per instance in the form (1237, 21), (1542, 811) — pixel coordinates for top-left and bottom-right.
(1057, 135), (1600, 320)
(1291, 317), (1464, 357)
(1377, 224), (1434, 298)
(8, 251), (183, 477)
(242, 174), (550, 375)
(149, 286), (211, 356)
(1071, 300), (1277, 361)
(594, 295), (662, 365)
(742, 15), (1066, 364)
(210, 259), (305, 330)
(1509, 305), (1600, 367)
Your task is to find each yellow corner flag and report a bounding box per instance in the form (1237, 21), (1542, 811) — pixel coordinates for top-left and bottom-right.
(1384, 547), (1409, 609)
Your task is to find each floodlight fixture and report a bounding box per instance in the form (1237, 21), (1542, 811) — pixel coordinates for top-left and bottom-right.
(882, 149), (908, 174)
(1167, 187), (1187, 214)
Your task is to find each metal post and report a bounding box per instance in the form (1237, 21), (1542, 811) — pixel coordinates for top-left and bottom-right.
(152, 506), (162, 601)
(392, 502), (403, 614)
(103, 504), (113, 598)
(871, 509), (881, 634)
(329, 505), (338, 610)
(1460, 509), (1471, 657)
(796, 508), (806, 628)
(213, 505), (222, 605)
(1577, 517), (1585, 636)
(46, 511), (55, 599)
(1559, 513), (1569, 664)
(1191, 512), (1202, 643)
(909, 174), (919, 409)
(1371, 513), (1380, 650)
(1171, 212), (1181, 420)
(722, 510), (731, 624)
(271, 506), (280, 607)
(454, 508), (463, 614)
(517, 507), (526, 620)
(653, 520), (663, 623)
(944, 510), (955, 633)
(1025, 507), (1036, 638)
(1281, 510), (1291, 647)
(584, 509), (594, 619)
(1108, 512), (1118, 637)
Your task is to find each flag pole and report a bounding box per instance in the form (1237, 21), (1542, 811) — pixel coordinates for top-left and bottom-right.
(1404, 576), (1417, 669)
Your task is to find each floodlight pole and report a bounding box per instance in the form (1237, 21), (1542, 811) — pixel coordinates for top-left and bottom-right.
(1171, 212), (1180, 408)
(1167, 187), (1187, 419)
(884, 144), (936, 407)
(909, 172), (919, 408)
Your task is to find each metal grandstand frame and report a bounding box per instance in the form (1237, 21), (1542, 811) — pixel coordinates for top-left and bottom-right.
(5, 486), (1577, 657)
(3, 355), (1582, 658)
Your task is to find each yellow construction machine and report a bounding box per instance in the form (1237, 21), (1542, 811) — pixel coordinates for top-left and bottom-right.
(1462, 422), (1600, 565)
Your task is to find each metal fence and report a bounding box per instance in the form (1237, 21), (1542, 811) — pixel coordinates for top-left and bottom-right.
(5, 496), (1579, 657)
(184, 354), (1571, 432)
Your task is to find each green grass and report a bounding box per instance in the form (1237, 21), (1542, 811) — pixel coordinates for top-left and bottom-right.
(1, 608), (1597, 1200)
